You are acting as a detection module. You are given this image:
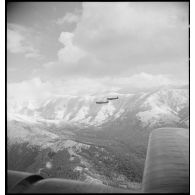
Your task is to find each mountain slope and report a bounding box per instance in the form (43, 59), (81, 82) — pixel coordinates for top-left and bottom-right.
(7, 86), (189, 190)
(8, 86), (189, 128)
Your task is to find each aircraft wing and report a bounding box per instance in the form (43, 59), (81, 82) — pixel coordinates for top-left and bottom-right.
(142, 127), (189, 193)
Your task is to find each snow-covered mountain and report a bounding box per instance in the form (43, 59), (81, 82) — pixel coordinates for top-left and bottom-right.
(135, 87), (189, 128)
(7, 85), (189, 190)
(8, 86), (189, 128)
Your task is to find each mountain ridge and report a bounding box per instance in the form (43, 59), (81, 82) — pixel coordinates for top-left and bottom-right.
(7, 85), (189, 190)
(8, 85), (189, 128)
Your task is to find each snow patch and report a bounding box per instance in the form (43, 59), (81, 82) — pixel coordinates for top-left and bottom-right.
(93, 102), (116, 125)
(8, 113), (39, 124)
(137, 107), (180, 127)
(71, 106), (89, 121)
(114, 109), (125, 119)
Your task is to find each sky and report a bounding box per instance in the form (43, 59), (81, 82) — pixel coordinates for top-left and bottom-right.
(7, 2), (189, 101)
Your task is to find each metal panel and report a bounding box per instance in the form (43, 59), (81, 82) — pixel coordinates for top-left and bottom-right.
(7, 170), (134, 193)
(142, 128), (189, 193)
(7, 170), (43, 193)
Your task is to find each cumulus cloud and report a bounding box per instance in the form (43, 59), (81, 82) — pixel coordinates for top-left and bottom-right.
(58, 32), (86, 64)
(8, 2), (188, 103)
(7, 23), (42, 59)
(56, 9), (81, 25)
(55, 2), (188, 77)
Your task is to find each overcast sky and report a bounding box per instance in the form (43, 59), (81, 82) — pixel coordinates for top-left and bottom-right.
(7, 2), (189, 100)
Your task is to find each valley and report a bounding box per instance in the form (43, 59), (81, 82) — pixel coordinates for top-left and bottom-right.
(7, 85), (189, 190)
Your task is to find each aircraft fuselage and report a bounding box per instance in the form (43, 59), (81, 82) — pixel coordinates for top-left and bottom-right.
(107, 97), (119, 100)
(96, 101), (109, 104)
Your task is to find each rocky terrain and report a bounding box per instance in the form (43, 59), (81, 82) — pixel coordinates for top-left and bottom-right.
(7, 85), (189, 190)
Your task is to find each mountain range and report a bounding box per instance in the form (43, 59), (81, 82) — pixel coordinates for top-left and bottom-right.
(7, 85), (189, 190)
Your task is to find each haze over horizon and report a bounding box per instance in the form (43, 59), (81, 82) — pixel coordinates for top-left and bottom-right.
(7, 2), (189, 101)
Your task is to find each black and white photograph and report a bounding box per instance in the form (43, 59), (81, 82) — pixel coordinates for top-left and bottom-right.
(6, 2), (189, 193)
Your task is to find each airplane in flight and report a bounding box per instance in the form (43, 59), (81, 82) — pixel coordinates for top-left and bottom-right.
(96, 100), (109, 104)
(107, 96), (119, 100)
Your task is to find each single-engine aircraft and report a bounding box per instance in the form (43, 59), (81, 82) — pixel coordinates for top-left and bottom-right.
(96, 100), (109, 104)
(107, 96), (119, 100)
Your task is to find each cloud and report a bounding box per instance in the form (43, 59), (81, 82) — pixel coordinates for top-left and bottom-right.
(7, 29), (26, 53)
(8, 73), (186, 103)
(7, 3), (189, 104)
(25, 52), (42, 59)
(8, 78), (51, 102)
(104, 72), (185, 92)
(7, 23), (42, 59)
(7, 77), (107, 101)
(55, 2), (188, 77)
(58, 32), (86, 64)
(42, 61), (56, 69)
(56, 9), (81, 25)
